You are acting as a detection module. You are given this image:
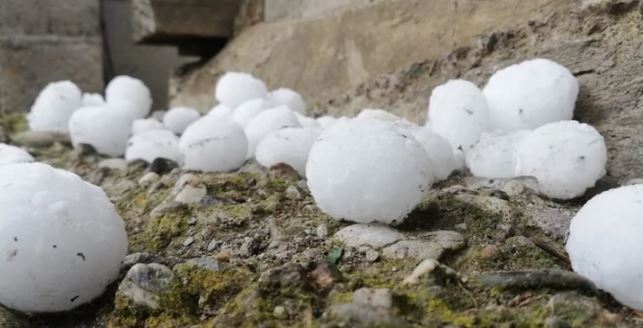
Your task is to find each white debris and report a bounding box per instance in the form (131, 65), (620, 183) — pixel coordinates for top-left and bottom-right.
(105, 76), (152, 119)
(179, 114), (248, 172)
(255, 127), (321, 176)
(295, 112), (321, 129)
(125, 129), (180, 163)
(306, 118), (433, 224)
(317, 116), (339, 129)
(244, 105), (301, 158)
(232, 98), (268, 128)
(483, 58), (579, 131)
(466, 130), (530, 178)
(82, 93), (105, 107)
(357, 108), (401, 122)
(566, 184), (643, 310)
(215, 72), (268, 109)
(0, 144), (34, 165)
(68, 105), (133, 157)
(131, 118), (164, 135)
(427, 79), (490, 153)
(27, 80), (82, 133)
(163, 107), (200, 135)
(514, 120), (607, 199)
(0, 163), (127, 312)
(409, 126), (458, 181)
(268, 88), (307, 114)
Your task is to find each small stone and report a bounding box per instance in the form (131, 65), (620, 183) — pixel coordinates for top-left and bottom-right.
(480, 244), (499, 258)
(402, 259), (438, 285)
(11, 130), (69, 148)
(382, 231), (465, 261)
(148, 157), (178, 175)
(187, 217), (198, 225)
(117, 263), (175, 310)
(175, 185), (207, 204)
(285, 185), (301, 200)
(139, 172), (160, 186)
(316, 224), (329, 239)
(365, 249), (379, 262)
(334, 224), (404, 249)
(98, 158), (127, 171)
(207, 240), (219, 252)
(182, 237), (195, 247)
(186, 257), (219, 272)
(352, 288), (393, 309)
(273, 305), (288, 319)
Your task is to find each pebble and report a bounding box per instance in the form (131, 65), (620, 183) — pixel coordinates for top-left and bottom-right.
(273, 305), (288, 319)
(98, 158), (127, 171)
(365, 249), (380, 262)
(316, 224), (329, 239)
(11, 130), (69, 148)
(285, 185), (301, 200)
(402, 259), (438, 285)
(182, 237), (195, 247)
(352, 288), (393, 309)
(117, 263), (175, 310)
(186, 257), (220, 272)
(207, 240), (219, 252)
(138, 172), (160, 186)
(175, 185), (207, 204)
(334, 224), (404, 249)
(382, 231), (465, 261)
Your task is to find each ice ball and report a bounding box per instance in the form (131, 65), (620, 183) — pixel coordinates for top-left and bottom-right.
(357, 108), (401, 122)
(28, 81), (82, 133)
(125, 129), (180, 163)
(82, 93), (104, 107)
(215, 72), (268, 109)
(105, 76), (152, 119)
(268, 88), (307, 114)
(68, 105), (133, 157)
(131, 118), (164, 135)
(163, 107), (200, 135)
(409, 127), (458, 181)
(466, 130), (530, 178)
(255, 127), (321, 176)
(244, 105), (301, 158)
(232, 98), (268, 128)
(0, 144), (34, 166)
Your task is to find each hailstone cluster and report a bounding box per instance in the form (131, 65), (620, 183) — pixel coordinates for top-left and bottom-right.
(0, 163), (128, 312)
(125, 129), (180, 163)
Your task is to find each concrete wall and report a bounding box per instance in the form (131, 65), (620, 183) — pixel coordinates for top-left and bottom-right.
(264, 0), (377, 22)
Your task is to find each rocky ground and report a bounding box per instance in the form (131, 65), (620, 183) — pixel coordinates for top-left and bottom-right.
(0, 110), (641, 328)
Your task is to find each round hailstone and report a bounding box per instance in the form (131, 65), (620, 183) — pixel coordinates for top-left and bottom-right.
(0, 144), (34, 166)
(317, 116), (338, 129)
(427, 80), (490, 153)
(409, 127), (458, 181)
(82, 93), (105, 107)
(255, 127), (321, 176)
(295, 112), (321, 129)
(68, 105), (133, 157)
(163, 107), (200, 135)
(466, 130), (530, 178)
(356, 108), (401, 122)
(28, 81), (82, 133)
(215, 72), (268, 109)
(207, 104), (233, 117)
(268, 88), (306, 114)
(483, 58), (579, 131)
(105, 76), (152, 119)
(131, 118), (164, 135)
(0, 163), (127, 312)
(514, 120), (607, 199)
(232, 98), (268, 128)
(179, 114), (248, 172)
(244, 105), (301, 158)
(306, 118), (433, 224)
(125, 129), (180, 163)
(566, 184), (643, 310)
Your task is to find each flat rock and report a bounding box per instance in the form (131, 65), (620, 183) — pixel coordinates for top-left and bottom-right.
(11, 130), (69, 148)
(117, 263), (175, 310)
(334, 224), (404, 249)
(382, 230), (466, 260)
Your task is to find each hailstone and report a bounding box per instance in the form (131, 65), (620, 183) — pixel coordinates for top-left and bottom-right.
(0, 163), (127, 312)
(268, 88), (307, 114)
(514, 120), (607, 199)
(68, 105), (133, 157)
(317, 116), (339, 129)
(0, 144), (34, 165)
(82, 93), (105, 107)
(427, 80), (490, 153)
(215, 72), (268, 109)
(163, 107), (200, 135)
(466, 130), (530, 178)
(357, 108), (401, 122)
(306, 118), (433, 224)
(232, 99), (268, 128)
(409, 127), (458, 181)
(566, 184), (643, 310)
(255, 127), (321, 176)
(179, 114), (248, 172)
(105, 75), (152, 119)
(125, 129), (180, 163)
(295, 112), (321, 129)
(244, 105), (301, 158)
(131, 118), (164, 135)
(483, 58), (579, 131)
(27, 81), (82, 133)
(207, 104), (233, 117)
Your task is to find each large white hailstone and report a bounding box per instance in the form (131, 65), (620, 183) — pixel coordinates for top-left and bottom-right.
(255, 127), (321, 176)
(207, 104), (233, 118)
(483, 58), (579, 131)
(0, 144), (34, 165)
(82, 93), (104, 107)
(125, 129), (180, 163)
(466, 130), (530, 178)
(566, 184), (643, 310)
(163, 107), (200, 135)
(514, 120), (607, 199)
(179, 114), (248, 172)
(409, 127), (458, 181)
(357, 108), (401, 122)
(215, 72), (268, 109)
(105, 76), (152, 119)
(0, 163), (127, 312)
(28, 81), (82, 133)
(295, 112), (321, 129)
(306, 118), (433, 224)
(427, 80), (490, 153)
(232, 98), (268, 128)
(317, 116), (338, 129)
(68, 105), (133, 157)
(268, 88), (307, 114)
(244, 105), (301, 158)
(131, 118), (164, 135)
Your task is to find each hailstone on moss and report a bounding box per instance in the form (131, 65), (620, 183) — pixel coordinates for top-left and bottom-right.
(0, 163), (127, 312)
(125, 129), (180, 163)
(514, 120), (607, 199)
(268, 88), (307, 114)
(28, 80), (82, 133)
(427, 80), (490, 153)
(68, 105), (133, 157)
(179, 114), (248, 172)
(105, 75), (152, 119)
(215, 72), (268, 109)
(232, 99), (268, 128)
(466, 130), (530, 178)
(82, 93), (105, 107)
(244, 105), (301, 158)
(566, 184), (643, 310)
(163, 107), (200, 135)
(255, 127), (321, 176)
(306, 118), (433, 224)
(131, 118), (164, 135)
(483, 58), (579, 131)
(0, 144), (34, 165)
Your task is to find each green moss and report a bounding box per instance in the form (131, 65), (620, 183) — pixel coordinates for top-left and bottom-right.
(138, 211), (190, 252)
(0, 112), (27, 134)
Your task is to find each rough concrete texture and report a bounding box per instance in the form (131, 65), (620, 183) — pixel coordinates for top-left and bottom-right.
(264, 0), (378, 22)
(170, 0), (643, 182)
(0, 0), (100, 36)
